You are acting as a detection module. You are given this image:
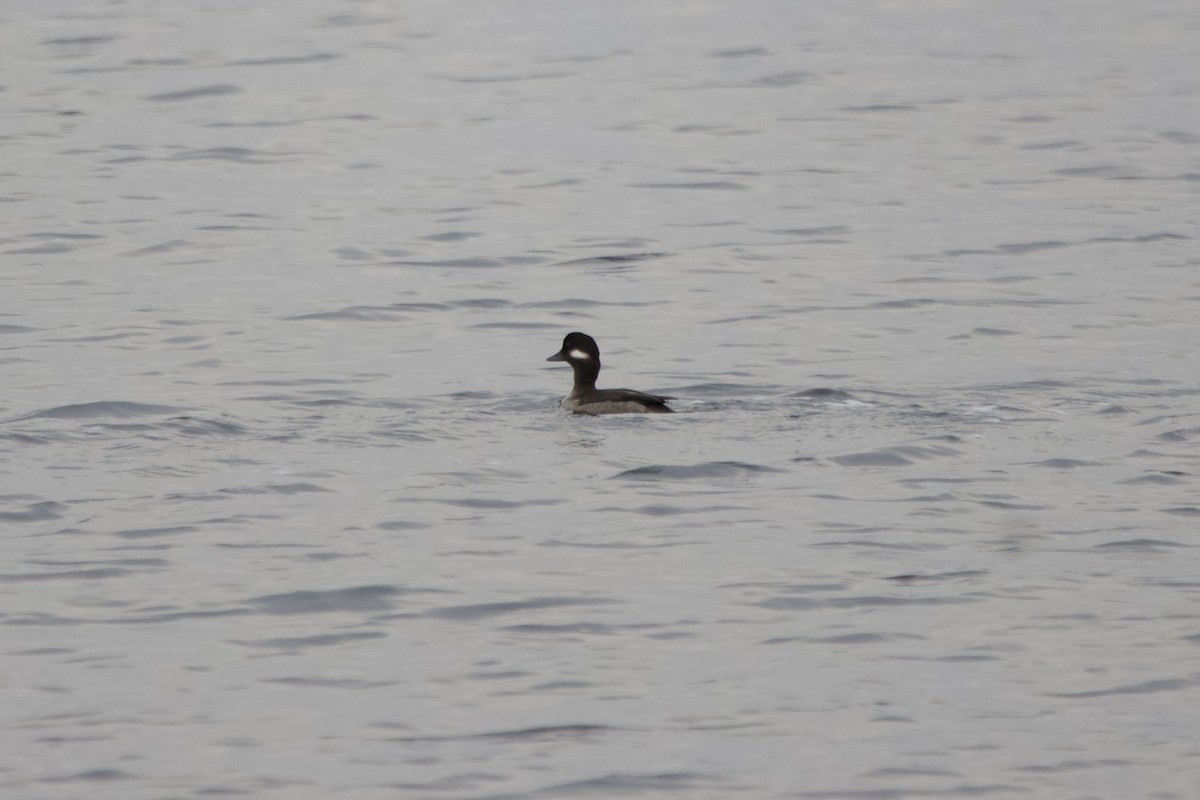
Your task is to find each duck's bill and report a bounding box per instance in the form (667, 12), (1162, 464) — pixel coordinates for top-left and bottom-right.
(546, 351), (566, 362)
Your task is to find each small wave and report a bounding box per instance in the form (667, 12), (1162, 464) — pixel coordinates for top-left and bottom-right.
(13, 401), (185, 422)
(832, 444), (960, 467)
(42, 768), (133, 784)
(471, 321), (562, 330)
(758, 595), (979, 611)
(624, 504), (694, 516)
(1095, 538), (1187, 550)
(868, 298), (941, 309)
(677, 382), (781, 398)
(1047, 678), (1197, 699)
(1157, 427), (1200, 442)
(219, 483), (330, 496)
(264, 677), (395, 689)
(6, 242), (77, 255)
(761, 225), (851, 237)
(235, 631), (386, 650)
(0, 567), (133, 582)
(748, 70), (813, 87)
(1097, 404), (1133, 414)
(634, 181), (747, 190)
(841, 103), (920, 112)
(249, 585), (403, 615)
(612, 461), (783, 480)
(972, 498), (1050, 511)
(172, 147), (295, 163)
(435, 498), (526, 510)
(791, 387), (856, 401)
(527, 773), (718, 796)
(226, 53), (339, 67)
(114, 525), (199, 540)
(521, 297), (660, 309)
(143, 84), (240, 102)
(831, 450), (912, 467)
(384, 724), (614, 744)
(0, 500), (65, 523)
(1029, 458), (1103, 468)
(42, 35), (118, 46)
(996, 240), (1072, 254)
(504, 622), (615, 635)
(1162, 506), (1200, 517)
(443, 70), (571, 84)
(556, 252), (670, 267)
(286, 305), (430, 322)
(163, 416), (248, 436)
(782, 633), (903, 645)
(710, 46), (770, 59)
(1118, 472), (1187, 486)
(886, 570), (989, 583)
(427, 596), (612, 622)
(386, 257), (511, 269)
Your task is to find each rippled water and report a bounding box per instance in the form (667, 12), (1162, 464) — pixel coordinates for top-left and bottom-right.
(3, 2), (1199, 798)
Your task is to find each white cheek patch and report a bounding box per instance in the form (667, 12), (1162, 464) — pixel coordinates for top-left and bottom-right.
(569, 349), (591, 360)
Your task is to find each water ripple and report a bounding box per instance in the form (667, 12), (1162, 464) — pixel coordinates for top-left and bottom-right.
(10, 401), (185, 421)
(612, 461), (783, 480)
(427, 597), (614, 622)
(249, 585), (405, 614)
(143, 84), (240, 102)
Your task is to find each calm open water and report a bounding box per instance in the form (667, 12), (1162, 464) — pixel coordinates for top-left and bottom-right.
(2, 2), (1199, 798)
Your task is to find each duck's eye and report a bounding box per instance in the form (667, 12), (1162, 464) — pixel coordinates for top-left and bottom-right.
(568, 349), (591, 360)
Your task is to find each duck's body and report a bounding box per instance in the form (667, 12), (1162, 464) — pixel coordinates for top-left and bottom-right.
(546, 332), (673, 415)
(559, 386), (674, 415)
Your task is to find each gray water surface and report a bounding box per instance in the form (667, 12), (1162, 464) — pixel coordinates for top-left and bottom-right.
(3, 2), (1199, 798)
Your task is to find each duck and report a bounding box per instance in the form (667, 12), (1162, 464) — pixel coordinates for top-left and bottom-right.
(546, 332), (673, 415)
